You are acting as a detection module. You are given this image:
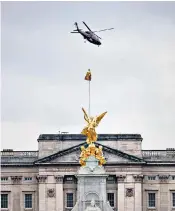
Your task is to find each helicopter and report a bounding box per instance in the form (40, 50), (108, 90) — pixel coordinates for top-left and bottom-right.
(70, 21), (114, 47)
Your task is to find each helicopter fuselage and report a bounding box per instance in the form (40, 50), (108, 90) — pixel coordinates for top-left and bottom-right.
(79, 30), (101, 46)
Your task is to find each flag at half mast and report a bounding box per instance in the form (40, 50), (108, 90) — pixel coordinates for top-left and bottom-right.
(84, 69), (91, 81)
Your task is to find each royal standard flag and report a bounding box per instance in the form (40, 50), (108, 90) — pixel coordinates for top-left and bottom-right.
(84, 69), (91, 81)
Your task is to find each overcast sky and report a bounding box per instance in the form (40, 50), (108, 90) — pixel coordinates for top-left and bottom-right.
(1, 1), (175, 151)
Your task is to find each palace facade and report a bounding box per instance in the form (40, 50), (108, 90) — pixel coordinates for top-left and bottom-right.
(1, 134), (175, 211)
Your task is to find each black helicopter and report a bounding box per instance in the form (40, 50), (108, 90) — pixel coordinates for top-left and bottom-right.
(70, 21), (114, 46)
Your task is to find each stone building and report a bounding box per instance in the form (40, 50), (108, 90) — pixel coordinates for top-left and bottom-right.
(1, 133), (175, 211)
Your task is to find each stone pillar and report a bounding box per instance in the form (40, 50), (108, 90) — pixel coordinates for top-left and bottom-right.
(11, 176), (22, 211)
(133, 175), (143, 211)
(159, 175), (169, 211)
(117, 175), (126, 211)
(37, 175), (47, 211)
(55, 175), (64, 211)
(100, 177), (107, 202)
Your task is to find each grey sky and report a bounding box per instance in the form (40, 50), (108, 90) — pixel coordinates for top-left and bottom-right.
(1, 1), (175, 151)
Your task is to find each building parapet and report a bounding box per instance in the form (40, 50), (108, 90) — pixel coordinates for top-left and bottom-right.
(1, 150), (38, 157)
(142, 149), (175, 160)
(37, 134), (143, 141)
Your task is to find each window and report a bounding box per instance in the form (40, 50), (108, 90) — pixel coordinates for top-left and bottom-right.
(25, 194), (32, 208)
(107, 176), (116, 184)
(1, 177), (8, 181)
(148, 176), (156, 180)
(1, 194), (8, 208)
(66, 177), (73, 181)
(66, 193), (73, 208)
(24, 177), (32, 181)
(172, 176), (175, 180)
(148, 193), (156, 207)
(172, 192), (175, 207)
(107, 193), (114, 207)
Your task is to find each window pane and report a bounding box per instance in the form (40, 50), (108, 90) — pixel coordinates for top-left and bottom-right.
(1, 194), (8, 208)
(173, 193), (175, 207)
(107, 193), (114, 207)
(67, 193), (73, 208)
(25, 194), (32, 208)
(148, 193), (155, 207)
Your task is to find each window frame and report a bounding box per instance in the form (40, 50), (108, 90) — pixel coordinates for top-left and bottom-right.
(1, 193), (8, 209)
(172, 192), (175, 208)
(24, 193), (33, 209)
(148, 176), (156, 181)
(24, 177), (32, 181)
(1, 177), (8, 182)
(66, 192), (74, 208)
(172, 176), (175, 180)
(147, 192), (156, 208)
(107, 192), (115, 208)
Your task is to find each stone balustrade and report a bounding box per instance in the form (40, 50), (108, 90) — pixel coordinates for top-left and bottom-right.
(142, 150), (175, 160)
(1, 150), (38, 157)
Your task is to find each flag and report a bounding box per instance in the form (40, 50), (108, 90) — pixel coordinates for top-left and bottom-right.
(84, 69), (91, 81)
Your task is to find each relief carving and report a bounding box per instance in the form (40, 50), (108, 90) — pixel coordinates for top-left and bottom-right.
(126, 188), (134, 197)
(55, 175), (63, 183)
(158, 175), (169, 183)
(11, 176), (22, 184)
(47, 188), (55, 197)
(36, 175), (47, 183)
(117, 175), (126, 182)
(133, 175), (143, 182)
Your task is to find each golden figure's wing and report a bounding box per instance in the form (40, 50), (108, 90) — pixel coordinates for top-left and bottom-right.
(82, 107), (89, 123)
(96, 111), (107, 125)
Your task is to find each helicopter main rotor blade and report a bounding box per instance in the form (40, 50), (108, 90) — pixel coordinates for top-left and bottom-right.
(82, 21), (92, 32)
(93, 28), (114, 33)
(95, 34), (102, 39)
(70, 32), (79, 33)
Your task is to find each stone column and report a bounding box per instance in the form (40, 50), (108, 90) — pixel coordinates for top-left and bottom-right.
(133, 175), (143, 211)
(36, 175), (47, 211)
(159, 175), (169, 211)
(117, 175), (126, 211)
(100, 177), (107, 202)
(11, 176), (22, 211)
(55, 175), (64, 211)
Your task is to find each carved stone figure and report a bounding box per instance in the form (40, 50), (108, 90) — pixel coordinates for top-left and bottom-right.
(85, 199), (101, 211)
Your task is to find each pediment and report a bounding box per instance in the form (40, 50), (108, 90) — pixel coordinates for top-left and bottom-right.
(34, 142), (145, 164)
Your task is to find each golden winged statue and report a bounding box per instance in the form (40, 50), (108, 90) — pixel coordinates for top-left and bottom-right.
(81, 107), (107, 144)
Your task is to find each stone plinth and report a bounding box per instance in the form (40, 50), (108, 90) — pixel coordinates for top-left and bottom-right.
(72, 156), (113, 211)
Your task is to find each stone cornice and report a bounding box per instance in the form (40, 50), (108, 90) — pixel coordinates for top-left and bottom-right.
(11, 176), (22, 184)
(55, 175), (64, 184)
(36, 175), (47, 183)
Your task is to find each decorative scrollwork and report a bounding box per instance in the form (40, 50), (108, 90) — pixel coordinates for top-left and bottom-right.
(117, 175), (126, 182)
(11, 176), (22, 184)
(133, 175), (143, 182)
(55, 175), (63, 184)
(158, 175), (169, 183)
(36, 175), (47, 183)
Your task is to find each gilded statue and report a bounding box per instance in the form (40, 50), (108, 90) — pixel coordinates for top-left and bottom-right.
(79, 144), (106, 166)
(81, 108), (107, 144)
